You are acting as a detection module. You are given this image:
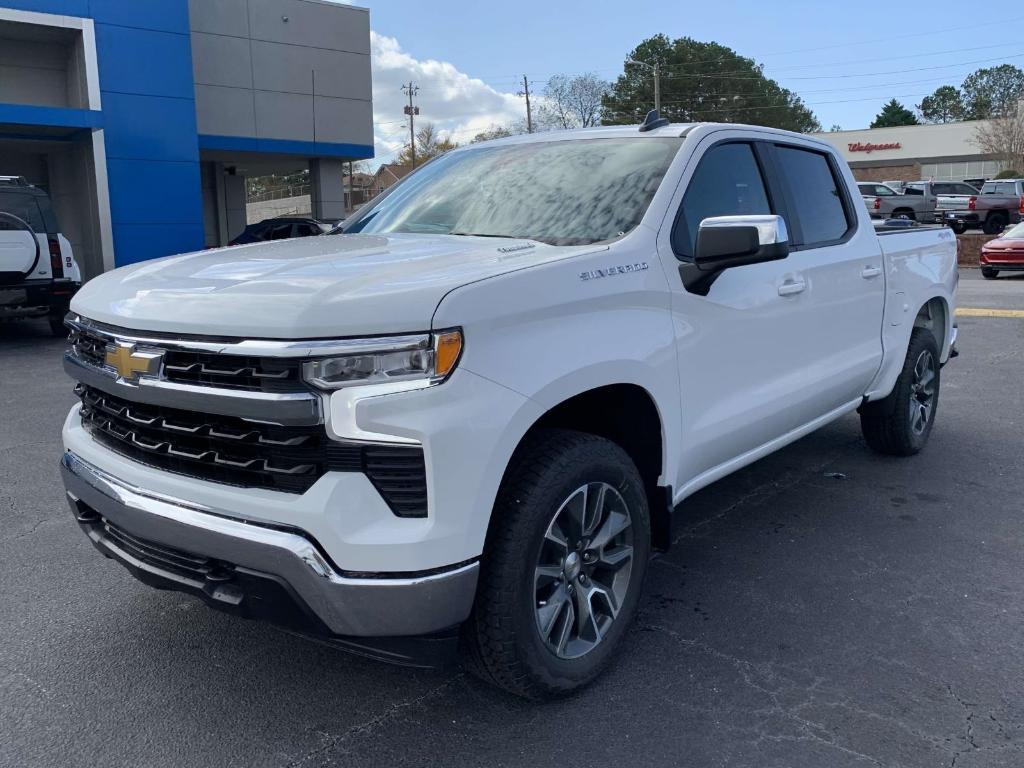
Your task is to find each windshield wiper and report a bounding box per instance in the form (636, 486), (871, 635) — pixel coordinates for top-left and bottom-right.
(448, 231), (519, 238)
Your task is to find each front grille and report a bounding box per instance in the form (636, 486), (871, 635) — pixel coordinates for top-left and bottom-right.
(76, 384), (428, 514)
(68, 324), (306, 393)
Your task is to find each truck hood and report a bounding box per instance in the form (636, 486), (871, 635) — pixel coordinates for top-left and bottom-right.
(71, 233), (601, 338)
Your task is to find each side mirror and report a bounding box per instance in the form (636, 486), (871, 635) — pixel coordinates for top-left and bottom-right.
(694, 215), (790, 272)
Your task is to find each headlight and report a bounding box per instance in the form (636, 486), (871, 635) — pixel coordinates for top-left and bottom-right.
(301, 330), (463, 390)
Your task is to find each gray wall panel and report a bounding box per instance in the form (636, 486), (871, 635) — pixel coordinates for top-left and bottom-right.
(254, 90), (314, 142)
(250, 40), (371, 101)
(246, 0), (370, 54)
(188, 0), (249, 37)
(313, 96), (373, 146)
(194, 84), (257, 137)
(191, 31), (253, 89)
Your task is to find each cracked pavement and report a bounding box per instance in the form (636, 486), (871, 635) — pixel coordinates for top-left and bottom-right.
(2, 270), (1023, 767)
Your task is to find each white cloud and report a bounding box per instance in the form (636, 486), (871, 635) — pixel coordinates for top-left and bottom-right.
(369, 32), (525, 166)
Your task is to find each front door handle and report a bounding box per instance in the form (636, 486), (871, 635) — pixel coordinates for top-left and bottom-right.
(778, 279), (806, 296)
(861, 265), (882, 279)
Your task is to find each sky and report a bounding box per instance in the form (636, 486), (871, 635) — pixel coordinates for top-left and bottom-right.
(340, 1), (1024, 165)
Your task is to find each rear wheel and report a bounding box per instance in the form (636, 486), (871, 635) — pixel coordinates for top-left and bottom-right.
(860, 327), (940, 456)
(981, 267), (1000, 279)
(47, 311), (68, 337)
(983, 212), (1007, 235)
(949, 222), (967, 235)
(463, 429), (650, 699)
(893, 208), (916, 221)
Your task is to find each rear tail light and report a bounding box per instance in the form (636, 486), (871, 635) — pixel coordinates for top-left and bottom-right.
(1018, 195), (1024, 214)
(873, 197), (881, 210)
(968, 196), (977, 211)
(48, 238), (64, 278)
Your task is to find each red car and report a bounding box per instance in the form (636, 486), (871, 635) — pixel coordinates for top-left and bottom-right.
(981, 221), (1024, 278)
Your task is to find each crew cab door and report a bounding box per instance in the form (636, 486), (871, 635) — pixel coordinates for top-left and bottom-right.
(658, 132), (884, 487)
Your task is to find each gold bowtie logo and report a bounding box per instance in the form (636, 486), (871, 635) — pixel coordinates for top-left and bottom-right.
(104, 343), (162, 382)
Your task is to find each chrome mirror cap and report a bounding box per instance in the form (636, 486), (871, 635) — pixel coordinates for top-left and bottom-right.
(698, 214), (789, 247)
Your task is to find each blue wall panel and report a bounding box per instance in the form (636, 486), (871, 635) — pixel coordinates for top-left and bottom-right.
(113, 223), (206, 267)
(93, 23), (195, 100)
(106, 158), (202, 226)
(88, 0), (189, 34)
(102, 92), (199, 162)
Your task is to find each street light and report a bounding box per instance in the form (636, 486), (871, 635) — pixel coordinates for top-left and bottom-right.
(626, 58), (661, 113)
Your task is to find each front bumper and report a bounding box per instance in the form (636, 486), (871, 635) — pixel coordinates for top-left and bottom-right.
(0, 278), (78, 315)
(61, 451), (479, 643)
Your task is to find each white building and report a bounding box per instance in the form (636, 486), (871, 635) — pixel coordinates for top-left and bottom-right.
(812, 120), (1008, 185)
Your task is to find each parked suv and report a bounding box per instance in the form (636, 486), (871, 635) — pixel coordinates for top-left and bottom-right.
(857, 182), (937, 221)
(0, 176), (80, 335)
(940, 179), (1023, 234)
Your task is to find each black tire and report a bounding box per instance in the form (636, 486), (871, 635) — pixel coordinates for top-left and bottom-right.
(48, 311), (68, 337)
(860, 327), (940, 456)
(463, 429), (651, 699)
(981, 267), (1000, 279)
(983, 212), (1007, 235)
(893, 209), (916, 221)
(949, 222), (967, 235)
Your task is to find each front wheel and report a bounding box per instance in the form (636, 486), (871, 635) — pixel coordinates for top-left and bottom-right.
(860, 327), (940, 456)
(949, 222), (967, 235)
(981, 267), (999, 279)
(463, 429), (651, 699)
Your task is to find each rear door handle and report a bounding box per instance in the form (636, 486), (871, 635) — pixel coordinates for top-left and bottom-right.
(861, 265), (882, 279)
(778, 279), (806, 296)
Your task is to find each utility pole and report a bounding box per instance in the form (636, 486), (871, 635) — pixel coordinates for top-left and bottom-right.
(627, 58), (661, 113)
(402, 81), (420, 168)
(518, 75), (533, 133)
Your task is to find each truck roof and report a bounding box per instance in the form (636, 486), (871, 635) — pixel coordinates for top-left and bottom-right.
(462, 121), (838, 150)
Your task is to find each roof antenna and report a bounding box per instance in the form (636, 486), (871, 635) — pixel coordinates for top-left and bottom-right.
(639, 109), (669, 132)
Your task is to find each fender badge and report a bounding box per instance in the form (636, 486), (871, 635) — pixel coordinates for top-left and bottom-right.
(580, 262), (649, 281)
(497, 243), (535, 253)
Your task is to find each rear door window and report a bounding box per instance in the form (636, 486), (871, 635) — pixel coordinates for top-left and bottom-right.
(774, 145), (852, 247)
(673, 142), (772, 258)
(0, 192), (46, 232)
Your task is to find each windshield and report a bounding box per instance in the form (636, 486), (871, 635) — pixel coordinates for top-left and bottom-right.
(342, 137), (682, 246)
(1001, 221), (1024, 239)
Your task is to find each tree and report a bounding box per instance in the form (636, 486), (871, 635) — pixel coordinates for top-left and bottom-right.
(917, 85), (965, 124)
(829, 124), (843, 132)
(994, 169), (1023, 179)
(962, 64), (1024, 119)
(601, 35), (820, 133)
(870, 99), (919, 128)
(470, 124), (515, 143)
(973, 111), (1024, 172)
(395, 123), (458, 166)
(534, 73), (610, 130)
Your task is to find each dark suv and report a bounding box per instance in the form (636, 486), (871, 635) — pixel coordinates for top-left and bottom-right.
(229, 217), (330, 246)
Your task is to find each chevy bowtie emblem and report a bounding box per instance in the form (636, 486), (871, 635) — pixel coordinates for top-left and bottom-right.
(104, 342), (162, 383)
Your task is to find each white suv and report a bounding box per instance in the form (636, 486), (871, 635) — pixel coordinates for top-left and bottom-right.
(0, 176), (80, 335)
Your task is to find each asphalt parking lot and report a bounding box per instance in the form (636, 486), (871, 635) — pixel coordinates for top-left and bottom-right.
(2, 270), (1023, 768)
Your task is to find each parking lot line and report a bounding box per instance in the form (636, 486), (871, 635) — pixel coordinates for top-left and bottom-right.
(955, 308), (1024, 318)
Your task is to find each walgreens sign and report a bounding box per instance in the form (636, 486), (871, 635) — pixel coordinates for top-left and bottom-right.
(848, 141), (902, 154)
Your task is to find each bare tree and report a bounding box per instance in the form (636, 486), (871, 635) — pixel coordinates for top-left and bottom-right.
(535, 73), (610, 130)
(395, 123), (458, 166)
(974, 108), (1024, 171)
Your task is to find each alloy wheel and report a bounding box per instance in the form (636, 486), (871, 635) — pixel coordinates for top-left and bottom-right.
(909, 349), (936, 436)
(533, 482), (634, 660)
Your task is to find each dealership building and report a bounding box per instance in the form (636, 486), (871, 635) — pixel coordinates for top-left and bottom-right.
(813, 119), (1009, 186)
(0, 0), (373, 280)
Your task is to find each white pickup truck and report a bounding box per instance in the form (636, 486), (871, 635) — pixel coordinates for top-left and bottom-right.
(60, 116), (958, 699)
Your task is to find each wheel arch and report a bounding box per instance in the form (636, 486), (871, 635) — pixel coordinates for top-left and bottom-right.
(914, 295), (950, 361)
(499, 383), (673, 551)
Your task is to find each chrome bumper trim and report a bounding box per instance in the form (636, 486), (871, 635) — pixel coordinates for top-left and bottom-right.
(60, 451), (478, 636)
(64, 352), (323, 427)
(67, 314), (431, 359)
